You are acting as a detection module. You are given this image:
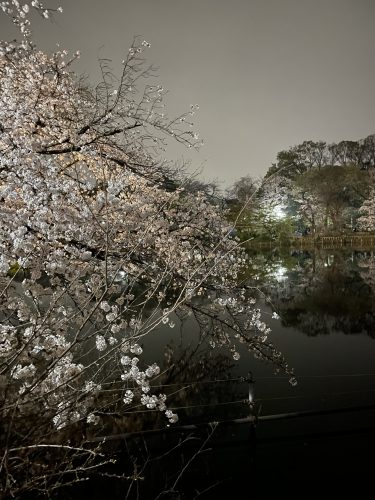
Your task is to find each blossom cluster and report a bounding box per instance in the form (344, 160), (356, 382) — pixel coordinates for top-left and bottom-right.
(358, 189), (375, 230)
(0, 0), (62, 37)
(0, 30), (293, 436)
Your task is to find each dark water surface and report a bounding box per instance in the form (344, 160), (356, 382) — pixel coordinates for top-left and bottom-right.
(148, 249), (375, 415)
(137, 248), (375, 497)
(79, 249), (375, 499)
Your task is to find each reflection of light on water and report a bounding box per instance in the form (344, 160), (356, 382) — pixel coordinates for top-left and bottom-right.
(248, 385), (254, 403)
(324, 255), (335, 267)
(271, 265), (288, 281)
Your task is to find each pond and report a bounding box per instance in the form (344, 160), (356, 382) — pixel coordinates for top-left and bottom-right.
(147, 248), (375, 417)
(130, 247), (375, 496)
(245, 248), (375, 414)
(9, 248), (373, 498)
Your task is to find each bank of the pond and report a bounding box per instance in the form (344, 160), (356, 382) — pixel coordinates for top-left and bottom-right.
(245, 232), (375, 251)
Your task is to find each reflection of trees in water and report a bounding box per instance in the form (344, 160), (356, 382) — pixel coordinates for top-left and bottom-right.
(357, 252), (375, 289)
(254, 250), (375, 338)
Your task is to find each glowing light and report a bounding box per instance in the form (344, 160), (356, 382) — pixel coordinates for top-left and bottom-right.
(272, 204), (285, 219)
(271, 265), (288, 281)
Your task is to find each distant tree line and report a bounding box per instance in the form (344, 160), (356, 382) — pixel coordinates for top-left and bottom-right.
(227, 134), (375, 240)
(266, 135), (375, 178)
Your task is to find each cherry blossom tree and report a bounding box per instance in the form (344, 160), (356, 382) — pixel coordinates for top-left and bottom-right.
(357, 189), (375, 231)
(0, 3), (294, 497)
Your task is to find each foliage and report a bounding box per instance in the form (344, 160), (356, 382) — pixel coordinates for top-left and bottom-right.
(226, 173), (296, 244)
(261, 139), (374, 234)
(0, 3), (293, 497)
(266, 136), (375, 181)
(226, 174), (259, 205)
(228, 205), (295, 244)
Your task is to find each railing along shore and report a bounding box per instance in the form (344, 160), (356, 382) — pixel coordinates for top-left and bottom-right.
(244, 233), (375, 250)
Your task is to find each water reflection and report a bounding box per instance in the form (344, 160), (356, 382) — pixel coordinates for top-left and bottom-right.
(56, 248), (375, 498)
(248, 249), (375, 338)
(91, 344), (250, 439)
(92, 247), (375, 432)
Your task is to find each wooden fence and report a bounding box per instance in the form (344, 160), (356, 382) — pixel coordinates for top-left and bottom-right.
(290, 234), (375, 250)
(245, 234), (375, 250)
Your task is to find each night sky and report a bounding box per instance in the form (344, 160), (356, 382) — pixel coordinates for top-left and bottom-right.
(1, 0), (375, 187)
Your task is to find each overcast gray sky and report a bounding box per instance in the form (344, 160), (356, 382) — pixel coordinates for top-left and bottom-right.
(1, 0), (375, 188)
